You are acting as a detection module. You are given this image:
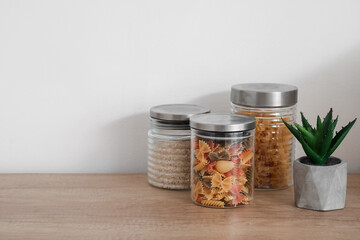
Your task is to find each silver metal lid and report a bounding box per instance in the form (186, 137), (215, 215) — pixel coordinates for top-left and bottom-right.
(150, 104), (210, 121)
(190, 113), (256, 132)
(231, 83), (298, 107)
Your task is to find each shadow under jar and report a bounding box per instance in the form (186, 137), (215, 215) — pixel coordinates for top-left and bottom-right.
(148, 104), (210, 190)
(231, 83), (298, 190)
(190, 114), (256, 208)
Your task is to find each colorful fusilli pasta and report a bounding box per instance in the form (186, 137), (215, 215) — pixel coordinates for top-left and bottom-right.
(191, 137), (254, 208)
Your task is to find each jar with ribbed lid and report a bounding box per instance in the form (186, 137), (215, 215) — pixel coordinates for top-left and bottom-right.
(190, 113), (256, 208)
(231, 83), (298, 190)
(148, 104), (210, 190)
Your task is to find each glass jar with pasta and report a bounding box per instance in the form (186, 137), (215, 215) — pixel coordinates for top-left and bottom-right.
(231, 83), (298, 190)
(190, 114), (256, 208)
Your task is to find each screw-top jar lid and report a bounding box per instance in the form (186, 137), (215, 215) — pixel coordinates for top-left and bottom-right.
(150, 104), (210, 122)
(190, 113), (256, 132)
(231, 83), (298, 108)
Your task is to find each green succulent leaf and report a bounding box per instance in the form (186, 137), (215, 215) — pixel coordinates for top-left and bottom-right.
(301, 139), (324, 164)
(319, 116), (338, 158)
(324, 118), (357, 160)
(316, 116), (323, 133)
(301, 112), (315, 134)
(282, 119), (323, 164)
(294, 123), (316, 149)
(322, 108), (333, 135)
(315, 116), (324, 154)
(282, 119), (302, 142)
(332, 116), (338, 129)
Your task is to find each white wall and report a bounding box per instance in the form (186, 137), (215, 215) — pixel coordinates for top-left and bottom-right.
(1, 0), (359, 173)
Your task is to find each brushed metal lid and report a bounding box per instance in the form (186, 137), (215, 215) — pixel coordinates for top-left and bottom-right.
(231, 83), (298, 107)
(190, 113), (256, 132)
(150, 104), (210, 121)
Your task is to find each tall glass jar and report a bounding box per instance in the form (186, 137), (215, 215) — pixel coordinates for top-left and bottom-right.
(148, 104), (210, 190)
(190, 114), (256, 208)
(231, 83), (298, 190)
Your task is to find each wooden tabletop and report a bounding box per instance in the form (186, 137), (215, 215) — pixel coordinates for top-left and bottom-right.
(0, 174), (359, 240)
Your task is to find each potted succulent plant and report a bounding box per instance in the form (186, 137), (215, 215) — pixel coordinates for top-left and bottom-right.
(282, 109), (356, 211)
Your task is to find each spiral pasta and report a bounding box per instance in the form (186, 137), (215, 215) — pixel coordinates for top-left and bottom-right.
(215, 192), (233, 201)
(236, 108), (294, 189)
(201, 200), (225, 208)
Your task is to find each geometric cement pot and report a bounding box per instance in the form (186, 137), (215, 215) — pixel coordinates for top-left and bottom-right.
(293, 156), (347, 211)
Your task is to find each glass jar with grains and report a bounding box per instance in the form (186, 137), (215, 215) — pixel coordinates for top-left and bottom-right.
(148, 104), (210, 190)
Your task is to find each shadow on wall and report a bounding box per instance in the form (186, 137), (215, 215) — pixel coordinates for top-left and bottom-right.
(101, 46), (360, 173)
(100, 92), (233, 174)
(101, 112), (148, 173)
(188, 91), (231, 113)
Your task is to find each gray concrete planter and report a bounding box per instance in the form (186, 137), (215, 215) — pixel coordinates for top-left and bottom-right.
(293, 156), (347, 211)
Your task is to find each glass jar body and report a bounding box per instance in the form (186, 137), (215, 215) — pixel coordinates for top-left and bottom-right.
(191, 129), (255, 208)
(147, 118), (191, 189)
(231, 104), (296, 190)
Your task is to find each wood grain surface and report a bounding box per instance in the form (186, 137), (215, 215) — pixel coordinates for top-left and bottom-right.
(0, 174), (359, 240)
